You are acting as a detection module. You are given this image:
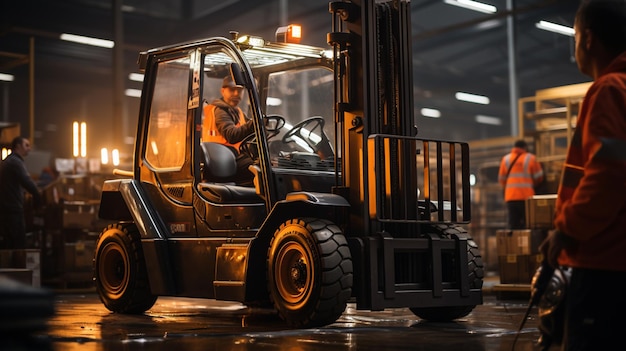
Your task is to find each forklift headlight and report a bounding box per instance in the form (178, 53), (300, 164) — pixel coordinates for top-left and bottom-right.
(236, 35), (265, 48)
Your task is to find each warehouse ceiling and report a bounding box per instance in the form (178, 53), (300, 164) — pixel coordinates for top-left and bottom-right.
(0, 0), (586, 158)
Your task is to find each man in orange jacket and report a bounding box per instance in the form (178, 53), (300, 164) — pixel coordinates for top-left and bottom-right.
(498, 139), (544, 229)
(539, 1), (626, 350)
(203, 76), (255, 185)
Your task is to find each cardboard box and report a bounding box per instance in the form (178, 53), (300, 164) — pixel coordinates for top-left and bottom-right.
(64, 241), (96, 272)
(75, 240), (95, 269)
(496, 229), (546, 255)
(485, 235), (499, 271)
(63, 211), (97, 229)
(526, 194), (557, 229)
(498, 254), (543, 284)
(0, 249), (41, 287)
(0, 250), (12, 268)
(0, 268), (33, 286)
(63, 201), (99, 230)
(23, 249), (41, 288)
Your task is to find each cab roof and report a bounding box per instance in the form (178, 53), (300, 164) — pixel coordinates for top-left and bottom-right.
(137, 35), (332, 72)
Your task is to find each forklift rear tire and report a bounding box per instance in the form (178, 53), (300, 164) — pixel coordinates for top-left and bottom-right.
(267, 218), (353, 328)
(94, 223), (157, 314)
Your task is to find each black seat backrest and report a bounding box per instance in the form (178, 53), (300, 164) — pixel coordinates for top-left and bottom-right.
(200, 142), (237, 181)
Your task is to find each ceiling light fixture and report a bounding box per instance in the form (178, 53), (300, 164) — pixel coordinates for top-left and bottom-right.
(476, 19), (500, 30)
(420, 108), (441, 118)
(125, 88), (141, 98)
(455, 92), (490, 105)
(0, 73), (15, 82)
(60, 33), (115, 48)
(266, 97), (282, 106)
(443, 0), (497, 14)
(128, 73), (144, 82)
(475, 115), (502, 125)
(535, 20), (575, 37)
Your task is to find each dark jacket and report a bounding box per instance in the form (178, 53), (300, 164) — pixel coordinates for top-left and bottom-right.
(211, 98), (254, 145)
(0, 153), (41, 213)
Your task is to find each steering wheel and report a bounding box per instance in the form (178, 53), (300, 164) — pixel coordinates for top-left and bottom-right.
(238, 114), (286, 160)
(264, 114), (286, 140)
(281, 116), (326, 150)
(281, 116), (335, 161)
(238, 132), (257, 160)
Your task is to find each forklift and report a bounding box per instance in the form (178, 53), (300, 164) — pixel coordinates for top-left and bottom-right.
(95, 0), (483, 328)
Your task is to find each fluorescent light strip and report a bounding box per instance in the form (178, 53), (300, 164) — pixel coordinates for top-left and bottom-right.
(475, 115), (502, 125)
(101, 148), (109, 165)
(477, 19), (500, 30)
(535, 21), (575, 37)
(128, 73), (144, 82)
(266, 97), (282, 106)
(0, 73), (15, 82)
(455, 92), (490, 105)
(111, 149), (120, 166)
(72, 122), (79, 157)
(60, 33), (115, 48)
(125, 89), (142, 98)
(421, 108), (441, 118)
(444, 0), (497, 14)
(80, 122), (87, 157)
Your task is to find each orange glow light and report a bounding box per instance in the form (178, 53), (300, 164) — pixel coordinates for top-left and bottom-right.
(276, 24), (302, 44)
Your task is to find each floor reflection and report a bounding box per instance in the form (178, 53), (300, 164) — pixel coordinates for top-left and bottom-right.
(14, 294), (554, 351)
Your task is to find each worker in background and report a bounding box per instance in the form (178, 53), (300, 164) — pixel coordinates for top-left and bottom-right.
(203, 76), (255, 185)
(0, 136), (42, 249)
(539, 0), (626, 350)
(37, 166), (58, 187)
(498, 139), (544, 229)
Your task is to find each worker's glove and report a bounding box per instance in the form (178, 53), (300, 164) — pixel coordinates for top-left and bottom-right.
(538, 230), (576, 269)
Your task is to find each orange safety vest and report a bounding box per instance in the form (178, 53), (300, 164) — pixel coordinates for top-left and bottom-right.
(202, 104), (247, 150)
(498, 149), (544, 202)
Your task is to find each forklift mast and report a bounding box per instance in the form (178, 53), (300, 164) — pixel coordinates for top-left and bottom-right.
(331, 0), (415, 136)
(328, 0), (478, 311)
(329, 0), (471, 234)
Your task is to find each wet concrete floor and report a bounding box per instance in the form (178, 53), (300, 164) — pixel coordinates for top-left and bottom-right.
(5, 282), (562, 351)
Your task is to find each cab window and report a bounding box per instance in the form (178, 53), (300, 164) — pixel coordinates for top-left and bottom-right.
(144, 58), (190, 171)
(265, 67), (336, 167)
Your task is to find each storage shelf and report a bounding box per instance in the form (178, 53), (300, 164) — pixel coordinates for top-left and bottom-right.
(525, 106), (568, 119)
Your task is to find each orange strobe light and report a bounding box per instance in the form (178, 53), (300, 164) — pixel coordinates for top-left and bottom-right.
(276, 24), (302, 43)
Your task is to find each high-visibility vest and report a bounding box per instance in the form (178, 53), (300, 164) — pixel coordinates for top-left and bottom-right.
(202, 104), (247, 150)
(498, 150), (544, 202)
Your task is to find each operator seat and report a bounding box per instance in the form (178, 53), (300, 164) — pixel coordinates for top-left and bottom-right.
(200, 142), (237, 181)
(197, 142), (261, 203)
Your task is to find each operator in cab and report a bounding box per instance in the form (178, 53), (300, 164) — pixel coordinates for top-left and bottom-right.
(202, 76), (255, 185)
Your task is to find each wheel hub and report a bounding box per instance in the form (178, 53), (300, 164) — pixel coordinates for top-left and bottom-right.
(274, 241), (312, 305)
(290, 259), (307, 288)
